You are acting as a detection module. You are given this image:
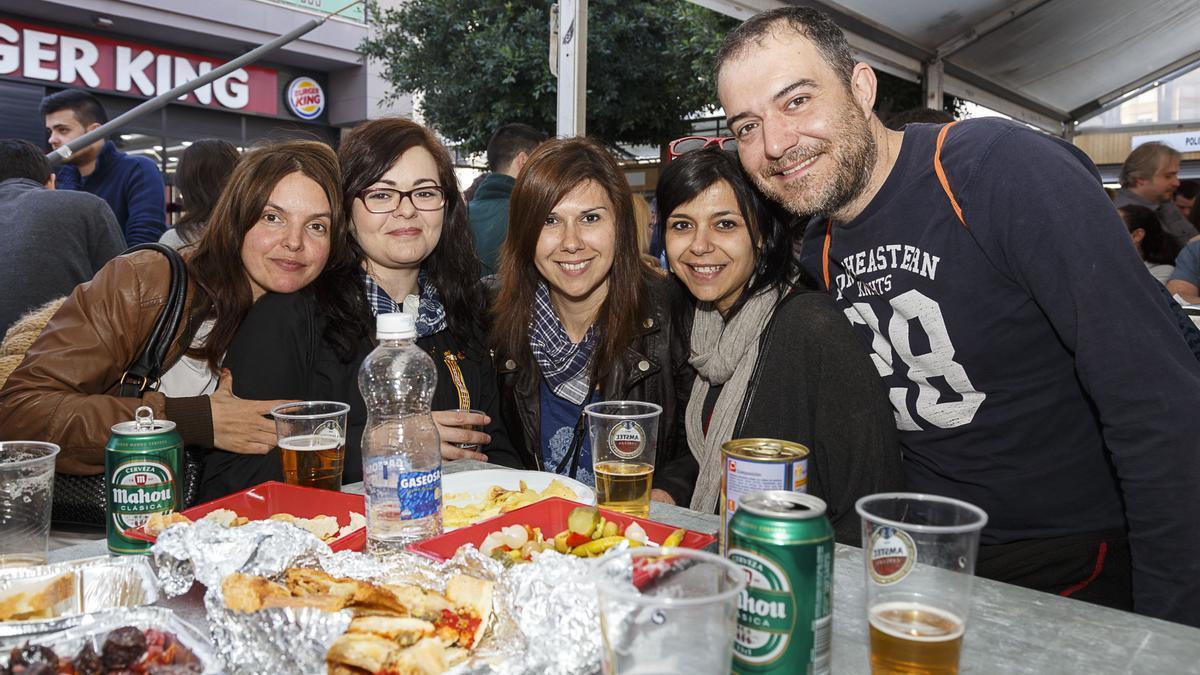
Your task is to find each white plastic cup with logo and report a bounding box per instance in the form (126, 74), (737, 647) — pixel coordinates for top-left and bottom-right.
(583, 401), (661, 518)
(0, 442), (60, 567)
(855, 493), (988, 675)
(598, 547), (745, 675)
(271, 401), (350, 492)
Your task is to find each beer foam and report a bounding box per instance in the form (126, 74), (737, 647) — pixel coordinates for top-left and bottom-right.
(868, 602), (965, 642)
(278, 434), (342, 452)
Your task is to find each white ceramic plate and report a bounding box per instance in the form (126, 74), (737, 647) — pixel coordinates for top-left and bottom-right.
(444, 469), (594, 505)
(442, 470), (594, 529)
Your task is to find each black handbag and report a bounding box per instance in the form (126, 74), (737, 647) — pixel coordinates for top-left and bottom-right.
(51, 243), (205, 529)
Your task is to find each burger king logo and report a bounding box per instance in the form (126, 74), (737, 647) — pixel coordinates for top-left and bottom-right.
(287, 77), (325, 120)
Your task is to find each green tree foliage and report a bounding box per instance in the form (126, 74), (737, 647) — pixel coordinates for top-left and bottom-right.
(361, 0), (737, 154)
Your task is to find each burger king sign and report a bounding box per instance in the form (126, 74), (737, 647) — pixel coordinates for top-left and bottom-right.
(286, 76), (325, 120)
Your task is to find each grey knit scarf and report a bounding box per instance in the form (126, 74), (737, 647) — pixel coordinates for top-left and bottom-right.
(686, 288), (781, 513)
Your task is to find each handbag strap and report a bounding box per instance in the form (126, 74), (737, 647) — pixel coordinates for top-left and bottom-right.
(118, 243), (189, 397)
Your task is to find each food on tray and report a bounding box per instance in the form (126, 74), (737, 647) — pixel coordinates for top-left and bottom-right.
(477, 505), (687, 566)
(0, 573), (74, 622)
(1, 625), (201, 674)
(222, 567), (494, 675)
(143, 508), (365, 543)
(443, 479), (577, 529)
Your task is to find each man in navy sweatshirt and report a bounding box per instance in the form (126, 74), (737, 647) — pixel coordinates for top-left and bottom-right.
(41, 89), (166, 246)
(717, 7), (1200, 628)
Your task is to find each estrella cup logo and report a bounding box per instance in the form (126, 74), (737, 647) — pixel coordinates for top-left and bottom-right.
(287, 77), (324, 120)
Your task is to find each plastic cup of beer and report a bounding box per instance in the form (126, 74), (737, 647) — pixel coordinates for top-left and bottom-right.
(598, 547), (745, 675)
(453, 408), (487, 451)
(0, 442), (60, 567)
(855, 493), (988, 675)
(583, 401), (661, 518)
(270, 401), (350, 491)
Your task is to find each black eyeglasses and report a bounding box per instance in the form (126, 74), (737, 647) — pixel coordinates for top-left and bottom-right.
(357, 185), (447, 213)
(667, 136), (738, 161)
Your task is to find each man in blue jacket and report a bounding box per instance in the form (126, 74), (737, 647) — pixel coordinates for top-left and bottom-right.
(717, 7), (1200, 628)
(41, 89), (166, 245)
(468, 123), (547, 275)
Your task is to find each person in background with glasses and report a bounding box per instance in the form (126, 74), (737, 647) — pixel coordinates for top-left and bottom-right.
(490, 137), (695, 501)
(653, 147), (900, 542)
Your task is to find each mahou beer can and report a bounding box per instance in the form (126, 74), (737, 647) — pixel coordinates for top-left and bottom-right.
(106, 406), (182, 555)
(728, 490), (833, 675)
(721, 438), (809, 554)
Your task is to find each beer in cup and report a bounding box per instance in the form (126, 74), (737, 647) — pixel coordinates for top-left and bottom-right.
(855, 493), (988, 675)
(271, 401), (350, 491)
(584, 401), (661, 518)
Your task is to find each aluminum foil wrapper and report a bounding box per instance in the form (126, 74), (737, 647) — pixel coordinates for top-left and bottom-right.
(153, 519), (330, 596)
(152, 520), (632, 674)
(465, 549), (631, 675)
(0, 606), (219, 674)
(0, 555), (159, 645)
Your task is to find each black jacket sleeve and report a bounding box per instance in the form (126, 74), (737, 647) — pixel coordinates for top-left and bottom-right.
(198, 292), (318, 501)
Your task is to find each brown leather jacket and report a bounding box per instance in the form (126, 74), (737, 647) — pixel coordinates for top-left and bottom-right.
(495, 276), (697, 504)
(0, 250), (211, 475)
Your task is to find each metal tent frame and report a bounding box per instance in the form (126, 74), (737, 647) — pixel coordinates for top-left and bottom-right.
(686, 0), (1200, 136)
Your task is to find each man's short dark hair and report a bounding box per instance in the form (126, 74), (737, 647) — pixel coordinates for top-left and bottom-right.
(486, 123), (547, 172)
(39, 89), (109, 127)
(0, 139), (53, 183)
(715, 7), (855, 86)
(885, 107), (955, 130)
(1178, 179), (1200, 200)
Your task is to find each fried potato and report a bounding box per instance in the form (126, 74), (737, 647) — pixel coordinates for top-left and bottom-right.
(143, 511), (192, 536)
(443, 478), (581, 528)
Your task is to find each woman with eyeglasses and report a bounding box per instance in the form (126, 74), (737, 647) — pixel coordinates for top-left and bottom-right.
(339, 117), (516, 467)
(655, 147), (901, 542)
(491, 137), (695, 502)
(201, 119), (520, 499)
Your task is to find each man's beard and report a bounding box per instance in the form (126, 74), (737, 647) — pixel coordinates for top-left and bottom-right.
(753, 107), (877, 219)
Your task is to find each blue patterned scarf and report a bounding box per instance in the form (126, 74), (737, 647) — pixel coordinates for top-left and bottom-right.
(362, 269), (448, 338)
(529, 282), (596, 405)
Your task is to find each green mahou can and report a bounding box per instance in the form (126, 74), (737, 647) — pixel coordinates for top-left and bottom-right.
(728, 490), (833, 675)
(106, 406), (182, 555)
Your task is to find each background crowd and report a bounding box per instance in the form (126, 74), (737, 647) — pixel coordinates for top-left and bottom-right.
(1, 6), (1198, 632)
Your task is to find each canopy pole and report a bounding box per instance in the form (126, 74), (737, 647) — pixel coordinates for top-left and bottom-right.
(923, 59), (944, 111)
(554, 0), (587, 138)
(46, 0), (362, 165)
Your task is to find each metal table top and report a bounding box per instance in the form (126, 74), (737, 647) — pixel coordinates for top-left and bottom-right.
(48, 460), (1200, 673)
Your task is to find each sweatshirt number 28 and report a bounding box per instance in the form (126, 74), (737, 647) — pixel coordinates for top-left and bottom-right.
(844, 289), (986, 431)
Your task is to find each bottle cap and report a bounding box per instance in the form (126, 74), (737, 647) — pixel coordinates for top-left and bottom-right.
(376, 312), (416, 340)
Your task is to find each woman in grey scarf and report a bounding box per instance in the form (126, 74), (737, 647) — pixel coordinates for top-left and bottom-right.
(653, 147), (901, 543)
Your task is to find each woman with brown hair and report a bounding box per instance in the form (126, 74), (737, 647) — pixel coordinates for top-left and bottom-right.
(338, 117), (516, 465)
(201, 117), (520, 499)
(0, 140), (360, 480)
(491, 137), (694, 501)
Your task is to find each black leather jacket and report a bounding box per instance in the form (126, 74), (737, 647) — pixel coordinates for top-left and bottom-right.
(495, 276), (697, 504)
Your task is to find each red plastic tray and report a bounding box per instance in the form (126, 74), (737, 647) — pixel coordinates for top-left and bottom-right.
(124, 481), (366, 552)
(407, 496), (716, 562)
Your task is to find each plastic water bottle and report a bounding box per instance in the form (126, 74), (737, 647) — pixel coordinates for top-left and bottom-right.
(358, 312), (443, 555)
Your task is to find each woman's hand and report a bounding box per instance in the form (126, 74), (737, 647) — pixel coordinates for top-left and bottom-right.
(431, 409), (491, 462)
(650, 489), (676, 505)
(209, 369), (296, 455)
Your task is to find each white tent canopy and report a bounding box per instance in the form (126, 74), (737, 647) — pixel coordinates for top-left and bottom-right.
(688, 0), (1200, 135)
